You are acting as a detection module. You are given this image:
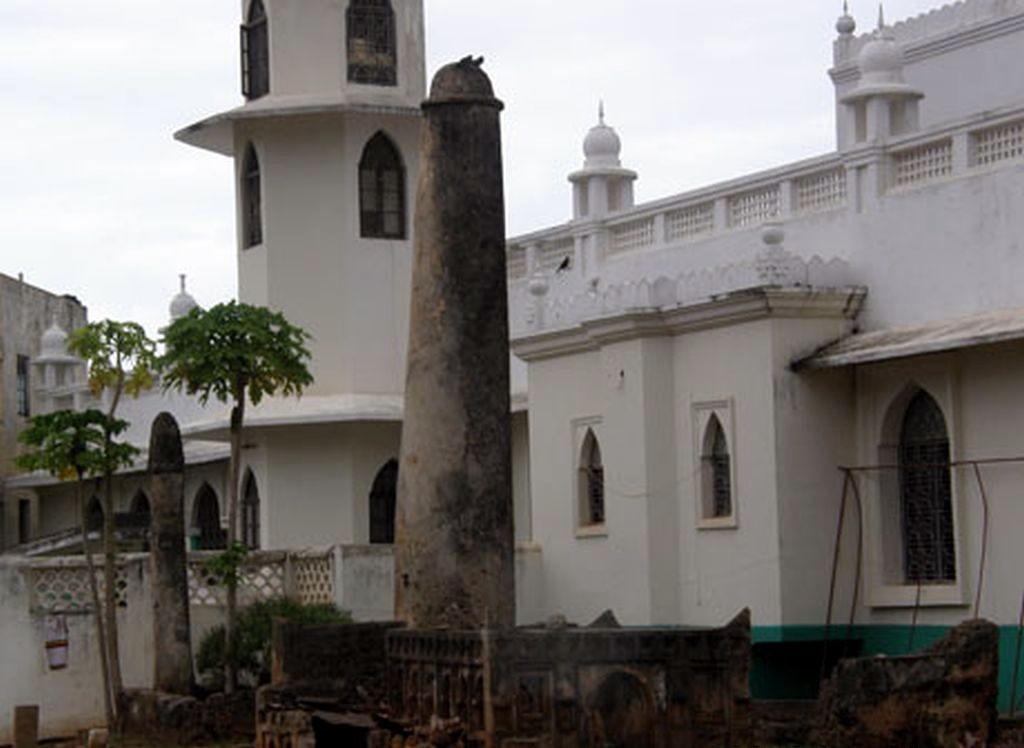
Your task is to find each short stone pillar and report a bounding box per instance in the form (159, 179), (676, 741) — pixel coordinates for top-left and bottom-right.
(395, 57), (516, 630)
(148, 412), (194, 693)
(13, 705), (39, 748)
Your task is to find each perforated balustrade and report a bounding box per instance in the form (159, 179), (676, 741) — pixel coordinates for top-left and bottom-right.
(32, 564), (129, 613)
(665, 202), (715, 242)
(608, 218), (655, 255)
(727, 186), (780, 228)
(892, 140), (953, 187)
(796, 168), (847, 214)
(974, 120), (1024, 167)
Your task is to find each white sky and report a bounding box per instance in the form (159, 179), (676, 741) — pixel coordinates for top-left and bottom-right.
(0, 0), (944, 338)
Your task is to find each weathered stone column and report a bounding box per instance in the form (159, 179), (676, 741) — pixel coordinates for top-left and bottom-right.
(395, 57), (515, 630)
(148, 412), (194, 693)
(13, 705), (38, 748)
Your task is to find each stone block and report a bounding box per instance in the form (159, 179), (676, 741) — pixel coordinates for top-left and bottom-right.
(12, 705), (38, 748)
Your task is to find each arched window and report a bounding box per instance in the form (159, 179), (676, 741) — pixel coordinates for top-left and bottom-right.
(701, 415), (732, 520)
(346, 0), (397, 86)
(369, 459), (398, 544)
(130, 490), (151, 526)
(242, 471), (261, 550)
(898, 390), (956, 583)
(86, 496), (104, 533)
(577, 429), (605, 527)
(192, 484), (226, 551)
(242, 144), (263, 248)
(359, 132), (405, 239)
(241, 0), (269, 99)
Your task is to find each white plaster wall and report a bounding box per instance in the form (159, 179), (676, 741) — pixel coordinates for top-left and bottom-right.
(0, 557), (153, 744)
(258, 0), (425, 107)
(672, 320), (783, 628)
(235, 111), (419, 399)
(511, 411), (532, 543)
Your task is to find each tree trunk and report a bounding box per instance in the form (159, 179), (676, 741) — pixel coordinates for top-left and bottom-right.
(102, 467), (124, 714)
(224, 396), (245, 694)
(78, 477), (114, 727)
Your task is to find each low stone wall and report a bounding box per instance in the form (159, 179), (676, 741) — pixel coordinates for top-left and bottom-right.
(120, 689), (255, 745)
(816, 618), (999, 748)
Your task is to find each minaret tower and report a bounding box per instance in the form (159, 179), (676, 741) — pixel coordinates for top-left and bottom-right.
(175, 1), (426, 549)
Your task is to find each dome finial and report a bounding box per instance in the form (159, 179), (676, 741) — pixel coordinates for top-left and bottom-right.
(169, 273), (199, 322)
(837, 1), (857, 36)
(598, 100), (605, 126)
(877, 3), (886, 31)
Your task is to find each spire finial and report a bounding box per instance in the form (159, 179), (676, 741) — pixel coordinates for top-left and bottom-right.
(598, 100), (605, 126)
(844, 0), (849, 13)
(878, 3), (885, 30)
(179, 273), (186, 293)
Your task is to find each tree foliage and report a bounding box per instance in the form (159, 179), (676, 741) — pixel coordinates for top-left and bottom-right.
(16, 410), (138, 480)
(160, 301), (313, 407)
(67, 320), (158, 401)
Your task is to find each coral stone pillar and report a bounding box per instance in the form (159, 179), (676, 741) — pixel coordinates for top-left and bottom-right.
(395, 57), (515, 630)
(148, 412), (194, 693)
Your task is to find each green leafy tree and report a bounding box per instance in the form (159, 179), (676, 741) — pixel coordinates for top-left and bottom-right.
(16, 410), (138, 728)
(160, 301), (313, 692)
(67, 320), (158, 708)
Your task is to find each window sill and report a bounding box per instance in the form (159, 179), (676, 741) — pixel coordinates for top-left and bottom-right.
(575, 524), (608, 539)
(867, 582), (968, 609)
(697, 517), (738, 531)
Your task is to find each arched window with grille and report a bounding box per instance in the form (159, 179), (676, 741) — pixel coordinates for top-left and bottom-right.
(701, 415), (732, 520)
(130, 490), (151, 525)
(347, 0), (397, 86)
(241, 0), (269, 99)
(577, 429), (605, 528)
(242, 471), (261, 550)
(369, 459), (398, 544)
(359, 132), (405, 239)
(242, 144), (263, 248)
(192, 484), (226, 551)
(86, 496), (104, 533)
(898, 390), (956, 583)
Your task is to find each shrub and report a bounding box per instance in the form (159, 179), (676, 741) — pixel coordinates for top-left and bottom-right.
(196, 598), (351, 688)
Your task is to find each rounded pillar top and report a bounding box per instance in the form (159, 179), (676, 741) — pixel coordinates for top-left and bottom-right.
(582, 102), (623, 169)
(836, 1), (856, 36)
(169, 274), (199, 323)
(40, 317), (68, 358)
(426, 56), (503, 109)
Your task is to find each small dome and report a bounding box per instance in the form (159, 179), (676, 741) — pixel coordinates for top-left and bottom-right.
(583, 103), (623, 169)
(428, 56), (496, 103)
(836, 2), (856, 36)
(858, 14), (905, 85)
(169, 274), (198, 322)
(40, 319), (68, 358)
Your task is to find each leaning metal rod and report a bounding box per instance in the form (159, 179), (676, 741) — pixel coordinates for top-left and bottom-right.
(846, 472), (866, 653)
(1013, 590), (1024, 718)
(821, 471), (853, 686)
(972, 463), (991, 619)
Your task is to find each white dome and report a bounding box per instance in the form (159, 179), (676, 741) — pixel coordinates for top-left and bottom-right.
(40, 320), (68, 358)
(583, 104), (622, 169)
(836, 10), (856, 35)
(858, 17), (905, 86)
(169, 274), (199, 321)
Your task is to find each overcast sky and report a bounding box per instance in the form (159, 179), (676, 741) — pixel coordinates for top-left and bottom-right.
(0, 0), (943, 337)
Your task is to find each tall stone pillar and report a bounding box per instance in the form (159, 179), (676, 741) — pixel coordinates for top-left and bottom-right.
(148, 412), (194, 693)
(395, 57), (515, 630)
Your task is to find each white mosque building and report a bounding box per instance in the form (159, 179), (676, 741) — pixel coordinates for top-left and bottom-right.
(5, 0), (1024, 726)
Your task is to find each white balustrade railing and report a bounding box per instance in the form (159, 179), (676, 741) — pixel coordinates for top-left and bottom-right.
(892, 139), (953, 187)
(666, 202), (715, 242)
(728, 186), (781, 228)
(609, 217), (655, 255)
(795, 168), (847, 214)
(973, 119), (1024, 167)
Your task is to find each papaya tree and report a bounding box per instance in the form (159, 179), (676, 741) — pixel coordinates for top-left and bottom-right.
(16, 410), (138, 727)
(160, 301), (312, 692)
(66, 320), (157, 707)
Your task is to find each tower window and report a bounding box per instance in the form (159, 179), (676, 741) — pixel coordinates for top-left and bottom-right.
(192, 484), (226, 551)
(242, 471), (261, 550)
(86, 496), (104, 533)
(241, 0), (269, 100)
(369, 459), (398, 544)
(242, 144), (263, 248)
(898, 390), (956, 583)
(347, 0), (397, 86)
(701, 414), (732, 520)
(16, 355), (29, 417)
(577, 429), (605, 528)
(359, 132), (405, 239)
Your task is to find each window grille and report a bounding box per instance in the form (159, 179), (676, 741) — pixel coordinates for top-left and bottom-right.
(727, 186), (780, 228)
(701, 415), (732, 520)
(578, 430), (605, 527)
(609, 218), (654, 255)
(242, 473), (260, 550)
(241, 0), (269, 100)
(666, 202), (714, 242)
(898, 391), (956, 584)
(795, 168), (847, 214)
(347, 0), (397, 86)
(359, 132), (406, 239)
(16, 354), (29, 417)
(973, 120), (1024, 167)
(242, 145), (263, 248)
(892, 140), (952, 187)
(193, 485), (226, 551)
(369, 459), (398, 544)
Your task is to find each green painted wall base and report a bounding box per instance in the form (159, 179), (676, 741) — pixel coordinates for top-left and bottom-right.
(752, 624), (1024, 713)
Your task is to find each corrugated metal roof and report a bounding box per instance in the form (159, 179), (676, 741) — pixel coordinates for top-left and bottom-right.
(798, 307), (1024, 369)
